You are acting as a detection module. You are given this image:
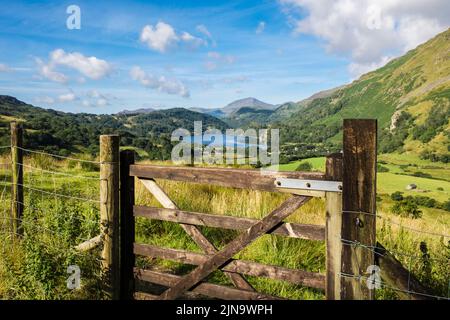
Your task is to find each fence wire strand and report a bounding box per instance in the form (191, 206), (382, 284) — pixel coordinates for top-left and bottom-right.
(14, 146), (113, 164)
(342, 210), (450, 239)
(339, 272), (450, 300)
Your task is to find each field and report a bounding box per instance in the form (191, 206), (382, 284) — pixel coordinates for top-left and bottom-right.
(0, 151), (449, 300)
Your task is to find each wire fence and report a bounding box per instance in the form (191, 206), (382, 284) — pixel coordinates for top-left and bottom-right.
(338, 209), (449, 300)
(0, 144), (103, 299)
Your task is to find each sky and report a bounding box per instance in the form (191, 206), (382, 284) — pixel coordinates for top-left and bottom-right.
(0, 0), (448, 114)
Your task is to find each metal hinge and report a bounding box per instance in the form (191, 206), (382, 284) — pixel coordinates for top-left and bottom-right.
(275, 178), (342, 193)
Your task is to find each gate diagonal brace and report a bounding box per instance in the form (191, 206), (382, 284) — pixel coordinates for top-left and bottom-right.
(158, 195), (311, 300)
(138, 178), (255, 292)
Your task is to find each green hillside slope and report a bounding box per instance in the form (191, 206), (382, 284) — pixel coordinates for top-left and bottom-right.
(274, 28), (450, 163)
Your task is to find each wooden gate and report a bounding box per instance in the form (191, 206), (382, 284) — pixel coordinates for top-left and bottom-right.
(118, 119), (380, 300)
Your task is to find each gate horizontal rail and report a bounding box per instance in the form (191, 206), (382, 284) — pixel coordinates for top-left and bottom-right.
(134, 206), (325, 240)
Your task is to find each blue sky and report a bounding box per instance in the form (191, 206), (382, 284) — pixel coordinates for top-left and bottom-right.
(0, 0), (448, 114)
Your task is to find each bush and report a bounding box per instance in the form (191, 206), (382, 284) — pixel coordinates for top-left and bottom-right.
(391, 191), (404, 201)
(377, 163), (389, 172)
(391, 200), (422, 219)
(442, 200), (450, 212)
(412, 171), (432, 179)
(296, 161), (312, 172)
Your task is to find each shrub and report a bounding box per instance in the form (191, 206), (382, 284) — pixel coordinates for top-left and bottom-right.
(390, 191), (404, 201)
(412, 171), (432, 179)
(377, 164), (389, 172)
(442, 200), (450, 212)
(296, 161), (312, 172)
(391, 200), (422, 219)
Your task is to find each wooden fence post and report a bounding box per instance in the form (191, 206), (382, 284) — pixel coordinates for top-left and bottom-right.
(100, 135), (120, 299)
(120, 149), (135, 300)
(341, 119), (377, 300)
(325, 153), (343, 300)
(11, 122), (24, 237)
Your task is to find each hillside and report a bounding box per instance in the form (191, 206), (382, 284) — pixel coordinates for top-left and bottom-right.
(274, 28), (450, 163)
(0, 96), (228, 159)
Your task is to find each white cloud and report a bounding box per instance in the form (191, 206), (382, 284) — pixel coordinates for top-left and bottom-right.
(205, 52), (236, 71)
(207, 51), (221, 59)
(34, 96), (55, 104)
(180, 32), (207, 48)
(82, 90), (115, 107)
(196, 25), (212, 39)
(58, 92), (77, 102)
(0, 63), (11, 72)
(196, 24), (216, 46)
(130, 66), (190, 98)
(280, 0), (450, 77)
(50, 49), (112, 80)
(140, 22), (179, 52)
(96, 98), (108, 107)
(140, 21), (208, 52)
(256, 21), (266, 34)
(222, 75), (250, 84)
(87, 89), (101, 98)
(36, 58), (68, 83)
(82, 100), (91, 107)
(36, 49), (112, 83)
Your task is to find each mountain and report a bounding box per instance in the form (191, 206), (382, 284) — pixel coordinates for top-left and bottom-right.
(0, 96), (228, 159)
(190, 107), (225, 118)
(222, 97), (276, 115)
(273, 28), (450, 163)
(269, 86), (345, 122)
(117, 108), (155, 115)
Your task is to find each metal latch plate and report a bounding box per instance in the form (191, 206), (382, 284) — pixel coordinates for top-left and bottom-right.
(275, 178), (342, 193)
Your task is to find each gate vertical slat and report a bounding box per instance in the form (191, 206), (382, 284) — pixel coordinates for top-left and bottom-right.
(325, 153), (343, 300)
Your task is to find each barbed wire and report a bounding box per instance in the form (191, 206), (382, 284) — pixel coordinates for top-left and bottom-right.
(0, 230), (103, 261)
(18, 163), (99, 181)
(0, 146), (10, 150)
(0, 217), (98, 242)
(0, 181), (101, 204)
(342, 210), (450, 239)
(14, 146), (113, 165)
(11, 200), (99, 226)
(339, 272), (449, 300)
(340, 238), (449, 263)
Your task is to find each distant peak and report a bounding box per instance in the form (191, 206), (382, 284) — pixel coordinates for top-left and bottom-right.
(223, 97), (275, 114)
(117, 107), (155, 115)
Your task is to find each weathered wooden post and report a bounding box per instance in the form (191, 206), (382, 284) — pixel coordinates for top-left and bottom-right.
(340, 119), (377, 300)
(120, 149), (135, 300)
(11, 122), (24, 237)
(100, 135), (120, 299)
(325, 152), (343, 300)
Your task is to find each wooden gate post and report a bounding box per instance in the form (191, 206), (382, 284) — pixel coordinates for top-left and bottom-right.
(100, 135), (120, 299)
(325, 153), (343, 300)
(11, 122), (24, 237)
(340, 119), (377, 300)
(120, 149), (135, 300)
